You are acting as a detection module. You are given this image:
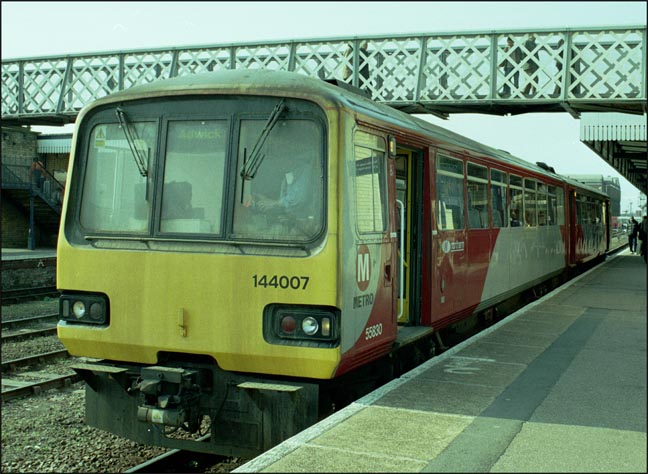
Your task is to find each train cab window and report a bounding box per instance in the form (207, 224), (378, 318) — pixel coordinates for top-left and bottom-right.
(436, 156), (465, 231)
(232, 118), (324, 241)
(490, 169), (507, 228)
(467, 163), (488, 229)
(509, 174), (523, 227)
(523, 179), (537, 227)
(80, 122), (158, 233)
(354, 131), (387, 234)
(160, 120), (228, 234)
(536, 182), (548, 226)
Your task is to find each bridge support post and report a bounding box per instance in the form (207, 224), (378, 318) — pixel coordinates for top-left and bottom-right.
(28, 193), (36, 250)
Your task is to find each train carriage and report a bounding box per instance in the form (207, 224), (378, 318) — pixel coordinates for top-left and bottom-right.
(56, 69), (609, 456)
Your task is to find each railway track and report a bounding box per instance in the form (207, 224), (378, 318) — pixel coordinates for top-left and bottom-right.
(1, 369), (80, 402)
(126, 436), (240, 473)
(1, 313), (59, 330)
(1, 286), (60, 305)
(1, 303), (78, 402)
(1, 349), (70, 372)
(1, 312), (59, 343)
(1, 326), (58, 343)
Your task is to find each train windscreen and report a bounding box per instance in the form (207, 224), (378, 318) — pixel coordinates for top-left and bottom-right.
(68, 96), (326, 246)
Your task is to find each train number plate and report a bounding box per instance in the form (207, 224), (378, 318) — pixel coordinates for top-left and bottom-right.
(252, 274), (310, 290)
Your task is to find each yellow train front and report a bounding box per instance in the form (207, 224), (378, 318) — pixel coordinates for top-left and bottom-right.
(57, 70), (399, 456)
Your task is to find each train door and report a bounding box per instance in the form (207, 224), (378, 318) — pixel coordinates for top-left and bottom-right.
(432, 153), (468, 323)
(394, 147), (423, 325)
(603, 198), (611, 251)
(568, 188), (579, 264)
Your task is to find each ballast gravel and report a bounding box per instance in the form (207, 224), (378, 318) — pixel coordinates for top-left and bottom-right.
(1, 387), (168, 473)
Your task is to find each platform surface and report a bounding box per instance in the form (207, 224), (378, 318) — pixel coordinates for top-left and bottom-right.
(235, 250), (647, 473)
(1, 248), (57, 261)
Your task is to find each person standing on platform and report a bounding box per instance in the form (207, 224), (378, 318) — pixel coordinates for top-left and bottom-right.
(30, 158), (46, 190)
(628, 216), (639, 254)
(639, 215), (647, 263)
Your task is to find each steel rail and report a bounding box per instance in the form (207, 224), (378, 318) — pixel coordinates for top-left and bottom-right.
(1, 372), (81, 402)
(1, 326), (58, 343)
(1, 349), (70, 372)
(125, 435), (231, 473)
(1, 313), (59, 331)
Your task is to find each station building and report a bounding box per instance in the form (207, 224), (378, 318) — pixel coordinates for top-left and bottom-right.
(566, 174), (621, 217)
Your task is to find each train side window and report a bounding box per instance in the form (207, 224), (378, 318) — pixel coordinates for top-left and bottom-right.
(161, 120), (228, 234)
(436, 155), (465, 230)
(523, 179), (537, 227)
(556, 188), (565, 225)
(594, 199), (602, 224)
(547, 185), (557, 225)
(467, 163), (488, 229)
(536, 182), (548, 225)
(354, 131), (387, 234)
(490, 169), (507, 228)
(509, 174), (523, 226)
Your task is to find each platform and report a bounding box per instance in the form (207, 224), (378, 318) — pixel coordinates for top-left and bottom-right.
(235, 249), (647, 473)
(1, 248), (57, 261)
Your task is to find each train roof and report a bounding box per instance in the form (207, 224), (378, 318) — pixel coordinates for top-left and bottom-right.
(87, 69), (607, 199)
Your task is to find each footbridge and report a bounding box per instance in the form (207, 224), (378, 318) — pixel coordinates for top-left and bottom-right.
(2, 25), (646, 190)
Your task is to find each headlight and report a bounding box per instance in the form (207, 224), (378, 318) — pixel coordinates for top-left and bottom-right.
(72, 301), (86, 319)
(301, 317), (319, 335)
(264, 305), (339, 347)
(59, 293), (109, 325)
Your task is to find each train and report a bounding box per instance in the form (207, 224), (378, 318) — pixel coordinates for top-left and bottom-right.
(56, 69), (609, 456)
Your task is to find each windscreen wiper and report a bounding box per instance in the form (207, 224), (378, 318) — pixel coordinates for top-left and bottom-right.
(115, 107), (148, 177)
(240, 99), (286, 181)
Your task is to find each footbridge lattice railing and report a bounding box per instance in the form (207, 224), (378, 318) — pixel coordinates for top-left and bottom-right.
(2, 25), (646, 124)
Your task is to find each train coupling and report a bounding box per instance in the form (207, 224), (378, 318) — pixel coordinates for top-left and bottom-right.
(134, 366), (201, 431)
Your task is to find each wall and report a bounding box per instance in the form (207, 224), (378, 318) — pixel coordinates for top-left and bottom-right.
(1, 200), (31, 248)
(1, 257), (57, 291)
(1, 126), (39, 248)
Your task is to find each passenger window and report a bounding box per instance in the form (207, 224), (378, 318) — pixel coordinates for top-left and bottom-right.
(467, 163), (488, 229)
(354, 131), (387, 234)
(556, 187), (565, 225)
(523, 179), (537, 227)
(536, 182), (548, 225)
(436, 156), (465, 230)
(509, 175), (523, 227)
(547, 185), (557, 225)
(491, 169), (507, 228)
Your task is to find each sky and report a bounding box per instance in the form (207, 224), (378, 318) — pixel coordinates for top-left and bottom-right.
(2, 1), (646, 212)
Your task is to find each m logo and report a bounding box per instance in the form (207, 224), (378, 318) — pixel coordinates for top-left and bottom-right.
(356, 245), (371, 291)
